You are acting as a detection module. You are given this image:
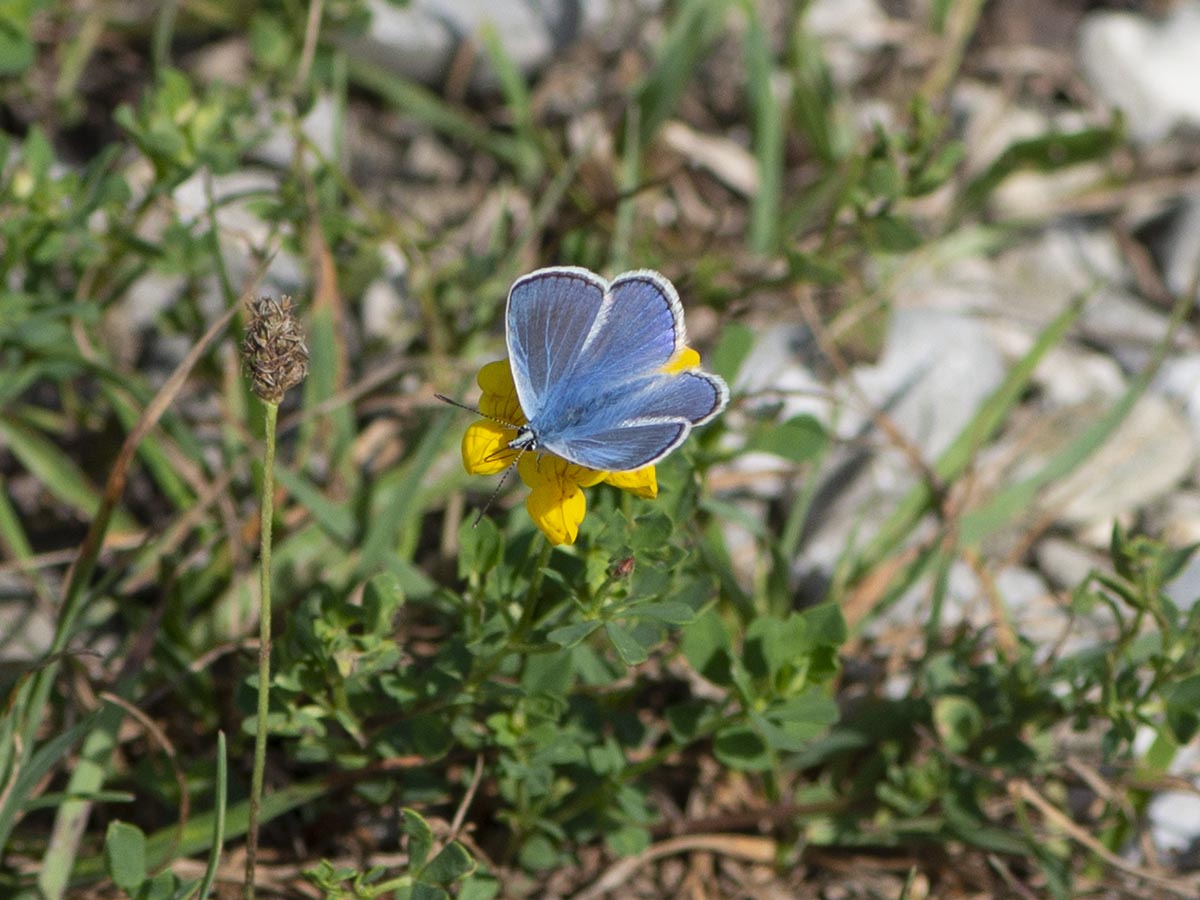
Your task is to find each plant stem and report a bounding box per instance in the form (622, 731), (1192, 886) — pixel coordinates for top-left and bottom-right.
(245, 401), (279, 900)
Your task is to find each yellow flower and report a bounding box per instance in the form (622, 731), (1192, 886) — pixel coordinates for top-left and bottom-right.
(461, 349), (702, 545)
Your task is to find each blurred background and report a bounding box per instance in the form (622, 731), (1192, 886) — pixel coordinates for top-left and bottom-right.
(3, 1), (1200, 897)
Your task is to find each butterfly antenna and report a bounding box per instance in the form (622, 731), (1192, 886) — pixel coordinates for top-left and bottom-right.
(435, 393), (528, 524)
(435, 393), (522, 430)
(434, 393), (482, 415)
(473, 448), (526, 527)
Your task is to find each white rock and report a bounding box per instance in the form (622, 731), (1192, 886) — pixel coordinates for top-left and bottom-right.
(1141, 740), (1200, 856)
(1152, 490), (1200, 547)
(1035, 393), (1196, 527)
(1166, 553), (1200, 612)
(734, 324), (828, 422)
(347, 0), (614, 90)
(254, 93), (341, 172)
(804, 0), (891, 83)
(1024, 345), (1126, 408)
(361, 242), (414, 343)
(1149, 790), (1200, 856)
(864, 561), (1063, 654)
(1155, 355), (1200, 441)
(852, 307), (1005, 459)
(1036, 537), (1100, 591)
(1079, 2), (1200, 143)
(952, 82), (1109, 219)
(798, 309), (1004, 573)
(171, 169), (306, 298)
(1159, 194), (1200, 298)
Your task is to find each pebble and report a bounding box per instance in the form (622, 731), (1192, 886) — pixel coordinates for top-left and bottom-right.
(345, 0), (613, 90)
(1078, 1), (1200, 143)
(1033, 393), (1195, 528)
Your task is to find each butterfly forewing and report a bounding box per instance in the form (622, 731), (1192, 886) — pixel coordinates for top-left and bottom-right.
(507, 267), (607, 420)
(575, 271), (686, 378)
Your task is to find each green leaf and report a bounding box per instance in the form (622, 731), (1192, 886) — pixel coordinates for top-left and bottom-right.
(747, 415), (827, 463)
(547, 620), (602, 649)
(605, 622), (649, 666)
(273, 465), (357, 543)
(635, 0), (732, 141)
(362, 572), (406, 634)
(0, 3), (35, 77)
(714, 725), (771, 771)
(0, 709), (101, 853)
(681, 609), (733, 686)
(770, 691), (839, 731)
(800, 602), (847, 648)
(105, 820), (147, 893)
(458, 516), (503, 578)
(0, 418), (138, 533)
(666, 701), (708, 742)
(1166, 675), (1200, 744)
(422, 842), (476, 885)
(867, 213), (924, 253)
(456, 874), (501, 900)
(402, 808), (434, 872)
(631, 601), (697, 625)
(710, 322), (755, 384)
(743, 614), (805, 681)
(933, 696), (984, 753)
(410, 884), (450, 900)
(140, 870), (178, 900)
(606, 823), (651, 857)
(517, 833), (562, 871)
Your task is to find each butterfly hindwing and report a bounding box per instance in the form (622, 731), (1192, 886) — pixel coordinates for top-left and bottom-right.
(550, 420), (690, 472)
(540, 370), (728, 470)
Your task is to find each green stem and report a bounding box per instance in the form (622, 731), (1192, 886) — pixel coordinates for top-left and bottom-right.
(245, 401), (279, 900)
(461, 539), (554, 697)
(515, 540), (554, 639)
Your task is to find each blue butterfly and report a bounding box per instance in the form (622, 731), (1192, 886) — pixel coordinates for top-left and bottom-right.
(504, 266), (728, 471)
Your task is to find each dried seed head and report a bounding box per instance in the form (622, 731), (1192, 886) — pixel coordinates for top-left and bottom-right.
(241, 295), (309, 404)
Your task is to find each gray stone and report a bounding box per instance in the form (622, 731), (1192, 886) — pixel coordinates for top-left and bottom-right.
(798, 309), (1005, 574)
(1036, 537), (1100, 591)
(344, 0), (616, 91)
(805, 0), (892, 84)
(852, 307), (1005, 460)
(171, 169), (307, 300)
(1029, 393), (1196, 527)
(253, 93), (341, 172)
(1079, 1), (1200, 144)
(1159, 194), (1200, 298)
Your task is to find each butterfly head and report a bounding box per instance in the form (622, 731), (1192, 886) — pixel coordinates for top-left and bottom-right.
(508, 425), (539, 454)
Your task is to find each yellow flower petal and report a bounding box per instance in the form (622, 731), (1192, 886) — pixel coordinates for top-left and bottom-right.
(524, 461), (589, 545)
(604, 466), (658, 498)
(517, 453), (605, 491)
(663, 346), (701, 374)
(463, 420), (517, 475)
(478, 360), (525, 425)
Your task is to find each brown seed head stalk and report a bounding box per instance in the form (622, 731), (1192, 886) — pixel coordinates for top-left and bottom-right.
(241, 295), (309, 404)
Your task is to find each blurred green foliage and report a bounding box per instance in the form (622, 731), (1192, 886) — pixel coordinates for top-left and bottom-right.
(0, 2), (1193, 899)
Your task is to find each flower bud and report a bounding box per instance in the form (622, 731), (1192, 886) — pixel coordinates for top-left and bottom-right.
(241, 295), (309, 404)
